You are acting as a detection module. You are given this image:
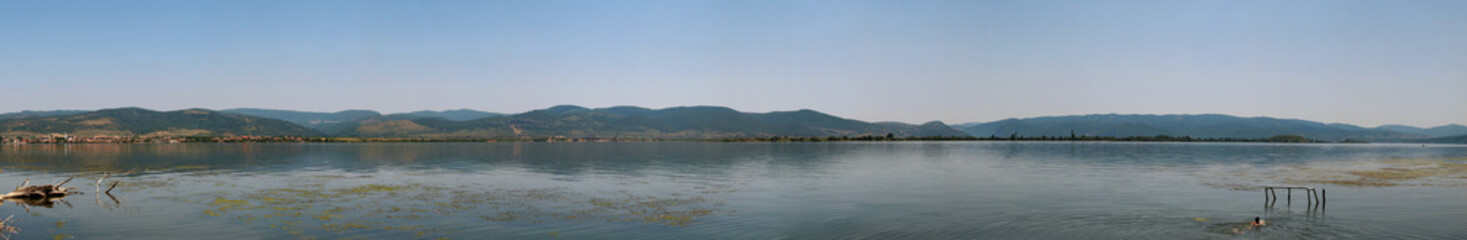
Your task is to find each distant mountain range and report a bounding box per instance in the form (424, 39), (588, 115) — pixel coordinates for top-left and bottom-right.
(952, 114), (1465, 142)
(0, 106), (964, 139)
(0, 108), (320, 137)
(335, 105), (965, 138)
(2, 107), (1463, 142)
(0, 110), (90, 120)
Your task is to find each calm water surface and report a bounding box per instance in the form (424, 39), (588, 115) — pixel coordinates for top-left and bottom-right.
(0, 142), (1464, 239)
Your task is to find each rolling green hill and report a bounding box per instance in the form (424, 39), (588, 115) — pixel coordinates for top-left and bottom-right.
(1, 108), (323, 137)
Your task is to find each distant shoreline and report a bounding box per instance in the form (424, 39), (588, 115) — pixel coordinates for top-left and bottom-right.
(0, 134), (1384, 144)
(715, 134), (1353, 143)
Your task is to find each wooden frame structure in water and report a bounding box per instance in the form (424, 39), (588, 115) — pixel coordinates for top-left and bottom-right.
(1264, 185), (1325, 205)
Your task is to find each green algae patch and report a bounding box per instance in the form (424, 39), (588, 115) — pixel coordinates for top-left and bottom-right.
(210, 197), (249, 207)
(337, 184), (407, 194)
(1348, 168), (1435, 180)
(155, 174), (736, 239)
(1199, 157), (1467, 189)
(322, 223), (372, 231)
(1295, 158), (1467, 187)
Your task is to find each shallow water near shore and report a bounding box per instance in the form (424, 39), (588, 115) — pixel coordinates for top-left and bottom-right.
(0, 142), (1464, 239)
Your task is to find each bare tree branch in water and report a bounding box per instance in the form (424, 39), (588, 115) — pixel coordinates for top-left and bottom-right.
(0, 215), (17, 240)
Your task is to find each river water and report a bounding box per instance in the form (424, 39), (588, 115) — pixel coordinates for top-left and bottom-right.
(0, 142), (1463, 239)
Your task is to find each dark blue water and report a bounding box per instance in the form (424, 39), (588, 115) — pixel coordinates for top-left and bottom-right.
(0, 142), (1463, 239)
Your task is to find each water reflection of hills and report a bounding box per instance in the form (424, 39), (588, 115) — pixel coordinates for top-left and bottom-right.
(305, 142), (870, 176)
(10, 143), (1457, 176)
(0, 144), (311, 174)
(0, 143), (885, 176)
(983, 142), (1466, 167)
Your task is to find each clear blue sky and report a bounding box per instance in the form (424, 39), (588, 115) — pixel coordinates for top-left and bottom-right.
(2, 0), (1464, 127)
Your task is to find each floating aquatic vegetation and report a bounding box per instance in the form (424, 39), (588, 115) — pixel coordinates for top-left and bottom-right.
(1199, 157), (1467, 189)
(154, 173), (735, 238)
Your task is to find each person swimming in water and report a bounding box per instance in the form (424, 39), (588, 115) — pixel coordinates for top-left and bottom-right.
(1228, 217), (1269, 234)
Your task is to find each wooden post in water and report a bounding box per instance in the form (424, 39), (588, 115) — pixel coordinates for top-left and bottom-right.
(1287, 188), (1291, 202)
(1308, 188), (1320, 204)
(1322, 189), (1326, 204)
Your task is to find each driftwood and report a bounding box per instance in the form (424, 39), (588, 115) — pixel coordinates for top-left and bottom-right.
(1, 177), (85, 210)
(0, 215), (16, 240)
(2, 177), (76, 199)
(93, 172), (123, 211)
(95, 172), (120, 195)
(95, 173), (108, 194)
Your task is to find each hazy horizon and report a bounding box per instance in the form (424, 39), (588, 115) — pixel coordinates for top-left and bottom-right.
(3, 1), (1464, 127)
